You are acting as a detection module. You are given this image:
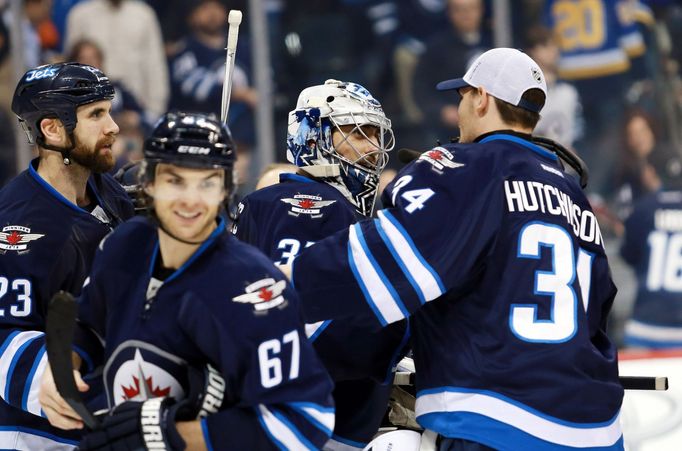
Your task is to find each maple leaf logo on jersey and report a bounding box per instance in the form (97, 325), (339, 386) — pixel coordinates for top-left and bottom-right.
(122, 375), (171, 400)
(233, 278), (287, 313)
(112, 349), (183, 405)
(417, 147), (464, 174)
(0, 225), (44, 253)
(281, 194), (336, 218)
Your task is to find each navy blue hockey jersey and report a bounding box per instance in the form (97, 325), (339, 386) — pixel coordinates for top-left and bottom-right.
(293, 133), (624, 450)
(233, 173), (410, 449)
(74, 216), (335, 450)
(621, 189), (682, 348)
(0, 159), (133, 449)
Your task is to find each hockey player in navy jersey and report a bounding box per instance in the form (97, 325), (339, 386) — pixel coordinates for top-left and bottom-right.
(233, 80), (410, 449)
(621, 156), (682, 348)
(0, 62), (133, 449)
(39, 111), (335, 450)
(288, 49), (624, 450)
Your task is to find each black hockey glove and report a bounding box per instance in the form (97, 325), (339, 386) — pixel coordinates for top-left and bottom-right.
(78, 397), (186, 450)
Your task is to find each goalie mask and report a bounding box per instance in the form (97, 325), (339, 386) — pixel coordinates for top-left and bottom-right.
(286, 80), (394, 217)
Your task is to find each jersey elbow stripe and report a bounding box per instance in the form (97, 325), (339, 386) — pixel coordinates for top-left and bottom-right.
(22, 346), (47, 416)
(288, 402), (335, 437)
(257, 405), (317, 451)
(0, 331), (44, 403)
(415, 388), (622, 448)
(376, 210), (445, 303)
(348, 223), (407, 325)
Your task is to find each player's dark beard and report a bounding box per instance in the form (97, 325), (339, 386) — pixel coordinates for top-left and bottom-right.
(70, 135), (116, 173)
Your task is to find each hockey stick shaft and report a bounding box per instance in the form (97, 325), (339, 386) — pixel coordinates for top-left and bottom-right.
(45, 291), (100, 428)
(220, 10), (243, 124)
(393, 372), (668, 391)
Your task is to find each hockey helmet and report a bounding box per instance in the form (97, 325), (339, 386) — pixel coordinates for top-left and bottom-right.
(143, 111), (236, 192)
(286, 79), (394, 217)
(11, 62), (115, 145)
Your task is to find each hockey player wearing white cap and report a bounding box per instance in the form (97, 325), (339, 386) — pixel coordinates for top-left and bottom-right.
(288, 48), (624, 450)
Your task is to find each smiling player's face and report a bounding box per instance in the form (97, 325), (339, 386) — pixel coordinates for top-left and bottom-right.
(147, 164), (225, 243)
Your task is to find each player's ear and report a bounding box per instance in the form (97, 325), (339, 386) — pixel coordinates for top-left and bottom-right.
(40, 117), (67, 146)
(475, 86), (490, 116)
(144, 182), (155, 197)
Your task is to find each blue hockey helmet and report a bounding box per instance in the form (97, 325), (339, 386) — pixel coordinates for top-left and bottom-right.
(286, 79), (394, 217)
(143, 111), (236, 191)
(11, 62), (115, 145)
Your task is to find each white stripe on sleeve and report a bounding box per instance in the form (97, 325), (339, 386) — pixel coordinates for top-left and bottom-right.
(348, 223), (405, 324)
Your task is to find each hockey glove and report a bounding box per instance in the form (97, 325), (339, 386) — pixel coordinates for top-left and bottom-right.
(78, 397), (186, 451)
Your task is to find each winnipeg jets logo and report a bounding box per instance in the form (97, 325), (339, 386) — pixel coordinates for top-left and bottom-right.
(418, 147), (464, 174)
(112, 349), (183, 405)
(0, 225), (44, 252)
(233, 278), (287, 313)
(281, 194), (336, 218)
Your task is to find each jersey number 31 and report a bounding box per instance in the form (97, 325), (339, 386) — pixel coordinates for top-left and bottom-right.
(510, 222), (593, 343)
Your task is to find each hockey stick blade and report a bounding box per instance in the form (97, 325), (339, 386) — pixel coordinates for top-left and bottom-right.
(393, 372), (668, 391)
(46, 291), (100, 428)
(619, 376), (668, 391)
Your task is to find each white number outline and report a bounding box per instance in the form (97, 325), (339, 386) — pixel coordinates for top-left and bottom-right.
(510, 222), (592, 343)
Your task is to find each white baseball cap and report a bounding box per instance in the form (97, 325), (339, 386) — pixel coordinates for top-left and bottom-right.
(436, 48), (547, 113)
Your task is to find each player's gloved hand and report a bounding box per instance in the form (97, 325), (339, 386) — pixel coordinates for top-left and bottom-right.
(78, 397), (186, 451)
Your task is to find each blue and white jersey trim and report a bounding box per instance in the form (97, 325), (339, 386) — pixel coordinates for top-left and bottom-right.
(624, 319), (682, 348)
(375, 210), (444, 304)
(23, 346), (47, 416)
(257, 405), (317, 450)
(415, 387), (622, 449)
(288, 401), (335, 437)
(304, 321), (332, 342)
(348, 223), (406, 325)
(0, 426), (78, 449)
(0, 330), (43, 404)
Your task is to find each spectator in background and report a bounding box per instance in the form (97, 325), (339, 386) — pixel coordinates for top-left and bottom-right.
(620, 154), (682, 349)
(167, 0), (257, 187)
(544, 0), (637, 192)
(67, 39), (147, 172)
(65, 0), (169, 117)
(412, 0), (489, 144)
(609, 109), (673, 219)
(525, 26), (583, 149)
(3, 0), (56, 69)
(50, 0), (84, 53)
(366, 0), (449, 123)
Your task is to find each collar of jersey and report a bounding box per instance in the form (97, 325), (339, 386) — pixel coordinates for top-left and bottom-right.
(28, 158), (100, 215)
(478, 133), (558, 161)
(148, 216), (226, 283)
(280, 173), (314, 184)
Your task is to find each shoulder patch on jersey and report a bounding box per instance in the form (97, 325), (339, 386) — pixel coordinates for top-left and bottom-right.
(233, 278), (288, 313)
(417, 147), (465, 174)
(0, 225), (45, 253)
(280, 194), (336, 218)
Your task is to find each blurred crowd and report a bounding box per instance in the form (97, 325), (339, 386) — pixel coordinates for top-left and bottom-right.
(0, 0), (681, 347)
